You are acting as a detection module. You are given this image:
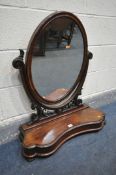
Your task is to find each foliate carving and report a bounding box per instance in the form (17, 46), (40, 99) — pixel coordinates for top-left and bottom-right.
(62, 98), (82, 112)
(29, 97), (83, 124)
(30, 113), (39, 123)
(12, 49), (24, 69)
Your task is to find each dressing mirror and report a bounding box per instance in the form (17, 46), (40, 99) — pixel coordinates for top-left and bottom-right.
(12, 11), (105, 160)
(32, 18), (84, 101)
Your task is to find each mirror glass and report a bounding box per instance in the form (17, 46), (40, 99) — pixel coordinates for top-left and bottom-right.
(31, 17), (84, 101)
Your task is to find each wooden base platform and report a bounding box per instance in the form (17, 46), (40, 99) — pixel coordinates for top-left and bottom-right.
(19, 104), (105, 160)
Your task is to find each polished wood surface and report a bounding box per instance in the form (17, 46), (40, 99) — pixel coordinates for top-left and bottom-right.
(20, 105), (105, 160)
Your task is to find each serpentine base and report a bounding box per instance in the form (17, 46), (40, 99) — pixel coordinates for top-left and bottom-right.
(19, 104), (105, 161)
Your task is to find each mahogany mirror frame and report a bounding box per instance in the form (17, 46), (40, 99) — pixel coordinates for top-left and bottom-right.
(13, 11), (89, 110)
(12, 11), (105, 161)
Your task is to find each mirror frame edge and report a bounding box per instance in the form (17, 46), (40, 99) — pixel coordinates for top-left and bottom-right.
(12, 11), (91, 112)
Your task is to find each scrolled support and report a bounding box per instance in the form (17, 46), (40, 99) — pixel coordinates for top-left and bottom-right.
(12, 49), (25, 69)
(88, 51), (93, 60)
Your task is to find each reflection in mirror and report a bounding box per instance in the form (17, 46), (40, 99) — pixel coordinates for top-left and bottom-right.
(32, 17), (84, 101)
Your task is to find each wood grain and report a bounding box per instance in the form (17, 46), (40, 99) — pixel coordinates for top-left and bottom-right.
(20, 105), (105, 160)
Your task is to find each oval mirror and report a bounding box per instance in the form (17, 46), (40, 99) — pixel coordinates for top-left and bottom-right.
(31, 16), (84, 102)
(24, 11), (88, 108)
